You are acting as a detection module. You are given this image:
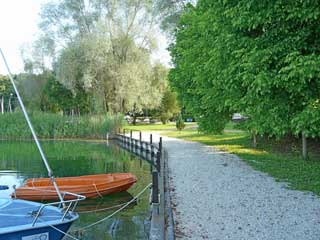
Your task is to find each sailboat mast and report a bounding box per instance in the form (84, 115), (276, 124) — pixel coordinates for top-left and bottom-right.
(0, 48), (64, 204)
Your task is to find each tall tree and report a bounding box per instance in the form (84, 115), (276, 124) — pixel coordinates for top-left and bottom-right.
(170, 0), (320, 138)
(30, 0), (167, 114)
(155, 0), (195, 36)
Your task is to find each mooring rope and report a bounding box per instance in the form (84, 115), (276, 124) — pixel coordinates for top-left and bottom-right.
(72, 183), (152, 232)
(36, 216), (80, 240)
(93, 183), (103, 198)
(77, 202), (127, 214)
(37, 182), (152, 239)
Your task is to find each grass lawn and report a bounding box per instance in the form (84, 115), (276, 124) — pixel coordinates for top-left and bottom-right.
(125, 122), (320, 196)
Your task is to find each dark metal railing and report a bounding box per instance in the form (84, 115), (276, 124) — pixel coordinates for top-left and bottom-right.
(115, 128), (175, 240)
(115, 129), (162, 206)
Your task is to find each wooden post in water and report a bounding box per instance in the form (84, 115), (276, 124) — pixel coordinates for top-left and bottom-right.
(302, 132), (308, 160)
(152, 171), (159, 204)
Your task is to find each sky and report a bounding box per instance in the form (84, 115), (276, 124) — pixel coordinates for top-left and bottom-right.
(0, 0), (171, 75)
(0, 0), (48, 74)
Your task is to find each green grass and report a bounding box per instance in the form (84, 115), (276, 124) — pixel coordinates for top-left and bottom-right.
(126, 122), (320, 195)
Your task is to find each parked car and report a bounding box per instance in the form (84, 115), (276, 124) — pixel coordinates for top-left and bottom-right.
(124, 115), (132, 123)
(232, 113), (248, 122)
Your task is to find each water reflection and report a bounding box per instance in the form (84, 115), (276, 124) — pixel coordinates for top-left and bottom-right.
(0, 140), (151, 239)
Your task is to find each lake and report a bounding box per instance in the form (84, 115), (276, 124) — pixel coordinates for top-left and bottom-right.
(0, 140), (151, 239)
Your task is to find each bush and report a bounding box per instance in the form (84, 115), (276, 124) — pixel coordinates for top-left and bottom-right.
(0, 112), (123, 139)
(176, 115), (185, 131)
(160, 112), (171, 124)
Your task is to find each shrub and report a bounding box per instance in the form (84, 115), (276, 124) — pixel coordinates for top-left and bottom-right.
(176, 115), (185, 131)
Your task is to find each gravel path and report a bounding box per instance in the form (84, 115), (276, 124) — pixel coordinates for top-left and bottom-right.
(131, 132), (320, 239)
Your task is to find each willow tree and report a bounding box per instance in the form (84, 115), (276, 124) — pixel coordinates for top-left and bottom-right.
(27, 0), (167, 114)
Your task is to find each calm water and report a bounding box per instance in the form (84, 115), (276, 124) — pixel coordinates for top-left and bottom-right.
(0, 140), (151, 239)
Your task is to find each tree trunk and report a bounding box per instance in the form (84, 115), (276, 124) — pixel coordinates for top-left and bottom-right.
(252, 131), (257, 148)
(0, 96), (3, 114)
(104, 91), (109, 113)
(121, 98), (125, 113)
(132, 103), (137, 125)
(71, 109), (74, 121)
(302, 132), (308, 160)
(8, 97), (12, 113)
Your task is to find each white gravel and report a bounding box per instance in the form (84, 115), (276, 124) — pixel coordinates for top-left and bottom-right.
(132, 132), (320, 240)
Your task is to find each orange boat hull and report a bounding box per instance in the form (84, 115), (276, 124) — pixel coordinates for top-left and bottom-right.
(13, 173), (137, 201)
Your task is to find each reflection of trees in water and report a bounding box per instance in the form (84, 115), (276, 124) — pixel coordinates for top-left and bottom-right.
(1, 140), (151, 239)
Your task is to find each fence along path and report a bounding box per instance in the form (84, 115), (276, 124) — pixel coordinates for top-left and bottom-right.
(115, 129), (174, 240)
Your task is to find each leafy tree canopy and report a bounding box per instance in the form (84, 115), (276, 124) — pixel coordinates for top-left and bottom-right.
(22, 0), (169, 114)
(170, 0), (320, 137)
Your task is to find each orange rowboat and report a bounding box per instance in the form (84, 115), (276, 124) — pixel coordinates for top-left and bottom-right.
(12, 173), (137, 201)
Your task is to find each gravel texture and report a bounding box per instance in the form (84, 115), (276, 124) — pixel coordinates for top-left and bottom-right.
(132, 132), (320, 240)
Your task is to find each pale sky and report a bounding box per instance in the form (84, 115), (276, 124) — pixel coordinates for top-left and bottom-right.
(0, 0), (48, 74)
(0, 0), (171, 75)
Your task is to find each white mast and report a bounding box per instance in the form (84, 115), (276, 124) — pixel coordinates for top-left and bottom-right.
(0, 48), (65, 204)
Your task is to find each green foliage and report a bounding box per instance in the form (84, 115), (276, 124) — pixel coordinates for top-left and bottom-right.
(176, 114), (185, 131)
(41, 74), (74, 113)
(169, 0), (320, 137)
(0, 75), (16, 112)
(0, 75), (13, 96)
(155, 0), (195, 35)
(0, 112), (123, 139)
(17, 72), (48, 111)
(29, 0), (168, 114)
(159, 89), (180, 124)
